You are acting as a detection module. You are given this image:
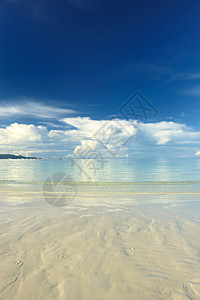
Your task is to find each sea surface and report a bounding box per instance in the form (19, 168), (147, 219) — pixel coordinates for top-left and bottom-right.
(0, 158), (200, 211)
(0, 157), (200, 183)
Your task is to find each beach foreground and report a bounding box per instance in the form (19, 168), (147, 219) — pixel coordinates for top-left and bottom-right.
(0, 183), (200, 300)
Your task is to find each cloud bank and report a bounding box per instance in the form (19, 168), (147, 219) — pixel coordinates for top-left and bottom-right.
(0, 117), (200, 158)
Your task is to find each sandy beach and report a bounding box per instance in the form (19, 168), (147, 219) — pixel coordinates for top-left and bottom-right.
(0, 182), (200, 300)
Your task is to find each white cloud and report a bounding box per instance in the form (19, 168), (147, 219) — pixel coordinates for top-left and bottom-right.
(138, 121), (200, 145)
(74, 140), (97, 155)
(62, 117), (137, 138)
(1, 118), (200, 158)
(60, 117), (137, 156)
(0, 123), (47, 144)
(0, 100), (77, 119)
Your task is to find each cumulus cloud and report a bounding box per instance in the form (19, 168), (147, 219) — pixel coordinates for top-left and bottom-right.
(0, 122), (74, 157)
(74, 140), (97, 155)
(1, 118), (200, 158)
(61, 117), (137, 156)
(0, 123), (47, 144)
(61, 118), (200, 147)
(62, 117), (137, 138)
(138, 121), (200, 145)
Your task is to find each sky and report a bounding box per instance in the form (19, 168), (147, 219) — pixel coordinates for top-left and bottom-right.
(0, 0), (200, 158)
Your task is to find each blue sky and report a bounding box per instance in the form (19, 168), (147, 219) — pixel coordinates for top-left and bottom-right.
(0, 0), (200, 158)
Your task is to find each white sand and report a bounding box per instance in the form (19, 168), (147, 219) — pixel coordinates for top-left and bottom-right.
(0, 184), (200, 299)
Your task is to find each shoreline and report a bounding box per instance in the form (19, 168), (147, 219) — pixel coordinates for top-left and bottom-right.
(0, 181), (200, 299)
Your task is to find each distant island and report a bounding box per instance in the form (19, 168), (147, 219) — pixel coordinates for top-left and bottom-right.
(0, 154), (39, 159)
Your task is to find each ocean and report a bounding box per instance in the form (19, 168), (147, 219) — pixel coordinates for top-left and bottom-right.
(0, 157), (200, 210)
(1, 157), (200, 183)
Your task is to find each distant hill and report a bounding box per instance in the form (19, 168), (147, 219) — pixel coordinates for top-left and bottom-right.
(0, 154), (38, 159)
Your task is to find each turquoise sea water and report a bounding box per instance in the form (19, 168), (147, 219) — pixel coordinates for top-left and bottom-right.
(0, 158), (200, 210)
(0, 157), (200, 183)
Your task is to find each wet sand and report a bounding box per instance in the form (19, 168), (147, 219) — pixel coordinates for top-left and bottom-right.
(0, 183), (200, 300)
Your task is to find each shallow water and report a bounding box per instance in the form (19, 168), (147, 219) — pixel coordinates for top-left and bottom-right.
(1, 158), (200, 210)
(1, 157), (200, 182)
(0, 159), (200, 300)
